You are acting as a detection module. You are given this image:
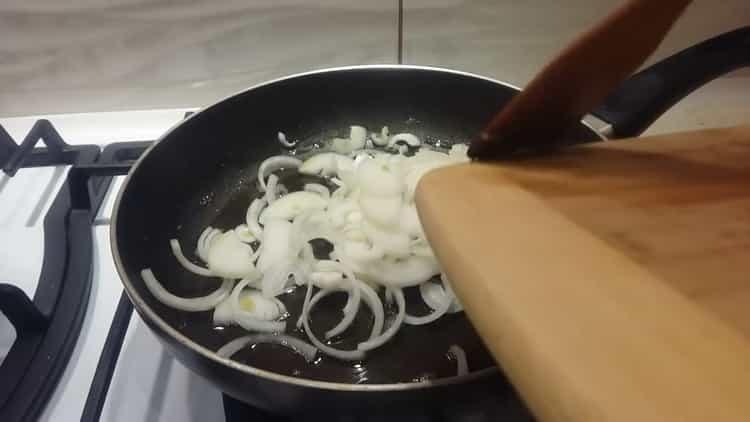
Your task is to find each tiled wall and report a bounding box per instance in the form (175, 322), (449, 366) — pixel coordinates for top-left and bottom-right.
(1, 0), (748, 133)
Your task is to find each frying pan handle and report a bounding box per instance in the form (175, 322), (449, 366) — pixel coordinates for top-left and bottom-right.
(591, 26), (750, 138)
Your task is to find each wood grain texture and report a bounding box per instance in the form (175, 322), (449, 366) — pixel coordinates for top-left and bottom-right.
(416, 125), (750, 422)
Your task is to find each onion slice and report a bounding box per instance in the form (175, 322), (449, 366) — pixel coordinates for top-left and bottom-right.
(245, 198), (267, 238)
(313, 284), (362, 339)
(404, 283), (453, 325)
(302, 292), (365, 360)
(217, 334), (317, 362)
(234, 224), (256, 243)
(387, 133), (420, 148)
(353, 280), (385, 340)
(304, 183), (330, 200)
(230, 278), (286, 333)
(298, 153), (353, 177)
(265, 174), (280, 204)
(371, 126), (389, 146)
(277, 131), (296, 148)
(196, 226), (215, 260)
(170, 239), (213, 277)
(296, 281), (314, 329)
(259, 191), (327, 224)
(141, 268), (232, 312)
(357, 287), (404, 351)
(258, 156), (302, 192)
(448, 345), (469, 376)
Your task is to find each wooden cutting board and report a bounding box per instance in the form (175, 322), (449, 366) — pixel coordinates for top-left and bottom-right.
(416, 125), (750, 422)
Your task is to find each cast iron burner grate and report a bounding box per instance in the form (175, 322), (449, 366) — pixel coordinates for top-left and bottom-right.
(0, 120), (102, 422)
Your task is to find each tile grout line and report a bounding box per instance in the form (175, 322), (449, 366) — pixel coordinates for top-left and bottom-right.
(397, 0), (403, 64)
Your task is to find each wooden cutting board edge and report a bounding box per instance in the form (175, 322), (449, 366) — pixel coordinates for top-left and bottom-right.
(415, 124), (750, 421)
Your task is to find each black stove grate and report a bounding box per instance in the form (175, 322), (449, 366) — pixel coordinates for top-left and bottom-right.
(0, 120), (102, 422)
(79, 141), (151, 422)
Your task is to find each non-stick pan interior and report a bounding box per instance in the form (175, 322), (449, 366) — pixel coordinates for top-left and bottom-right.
(115, 66), (600, 385)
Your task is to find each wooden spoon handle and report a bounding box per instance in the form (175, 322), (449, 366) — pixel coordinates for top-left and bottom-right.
(469, 0), (692, 159)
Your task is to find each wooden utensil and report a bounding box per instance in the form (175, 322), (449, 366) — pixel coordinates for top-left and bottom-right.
(468, 0), (692, 159)
(416, 125), (750, 422)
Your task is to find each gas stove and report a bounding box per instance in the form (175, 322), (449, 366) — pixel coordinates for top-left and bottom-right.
(0, 110), (534, 422)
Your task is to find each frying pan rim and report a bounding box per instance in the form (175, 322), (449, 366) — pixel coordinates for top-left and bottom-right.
(111, 64), (604, 392)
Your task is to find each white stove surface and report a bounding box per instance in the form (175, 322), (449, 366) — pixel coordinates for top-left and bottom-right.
(0, 109), (225, 422)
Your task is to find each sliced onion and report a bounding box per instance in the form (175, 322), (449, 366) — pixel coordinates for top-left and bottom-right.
(356, 282), (385, 341)
(359, 195), (402, 228)
(265, 174), (280, 204)
(384, 288), (395, 306)
(449, 144), (470, 161)
(196, 226), (213, 259)
(371, 126), (389, 146)
(217, 334), (317, 362)
(304, 183), (330, 200)
(141, 268), (231, 312)
(205, 230), (259, 279)
(214, 288), (284, 326)
(296, 281), (314, 329)
(340, 240), (384, 263)
(261, 262), (294, 298)
(302, 288), (365, 361)
(358, 159), (401, 197)
(349, 125), (367, 150)
(317, 283), (362, 339)
(404, 283), (452, 325)
(170, 238), (213, 277)
(387, 133), (420, 148)
(298, 153), (353, 177)
(400, 205), (424, 238)
(357, 287), (405, 351)
(245, 198), (267, 238)
(230, 278), (286, 333)
(234, 224), (256, 243)
(258, 156), (302, 192)
(173, 129), (475, 362)
(448, 345), (469, 376)
(364, 255), (440, 287)
(309, 271), (345, 289)
(277, 131), (296, 148)
(196, 227), (220, 262)
(259, 191), (327, 225)
(419, 282), (450, 312)
(257, 219), (292, 273)
(361, 222), (411, 258)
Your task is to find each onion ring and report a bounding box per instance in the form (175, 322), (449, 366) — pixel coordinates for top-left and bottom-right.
(357, 287), (404, 351)
(170, 238), (213, 277)
(448, 345), (468, 376)
(258, 155), (302, 192)
(141, 268), (231, 312)
(217, 334), (317, 362)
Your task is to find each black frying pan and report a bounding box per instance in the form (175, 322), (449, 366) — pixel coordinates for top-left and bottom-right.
(111, 28), (749, 416)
